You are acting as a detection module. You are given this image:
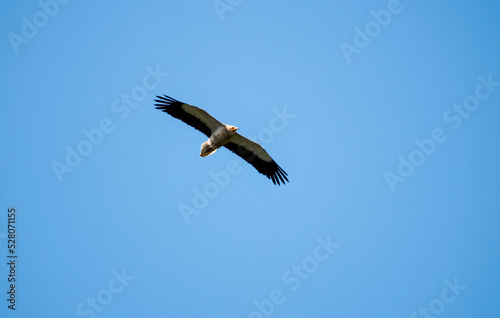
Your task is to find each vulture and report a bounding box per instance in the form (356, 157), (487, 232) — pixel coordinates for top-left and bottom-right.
(154, 95), (288, 185)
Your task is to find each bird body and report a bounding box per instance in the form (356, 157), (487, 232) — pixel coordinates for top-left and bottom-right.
(154, 95), (288, 185)
(200, 124), (238, 157)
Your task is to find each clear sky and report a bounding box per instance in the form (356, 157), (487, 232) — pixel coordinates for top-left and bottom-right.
(1, 1), (500, 317)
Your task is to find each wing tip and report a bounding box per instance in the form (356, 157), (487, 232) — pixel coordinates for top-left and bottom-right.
(154, 95), (181, 109)
(268, 162), (288, 186)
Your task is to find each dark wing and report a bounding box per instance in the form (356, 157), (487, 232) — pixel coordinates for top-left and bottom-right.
(154, 95), (223, 137)
(224, 133), (289, 185)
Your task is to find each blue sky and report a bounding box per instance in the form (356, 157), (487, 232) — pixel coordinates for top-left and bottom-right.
(1, 1), (500, 317)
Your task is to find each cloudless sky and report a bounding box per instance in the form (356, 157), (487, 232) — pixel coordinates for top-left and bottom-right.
(1, 1), (500, 317)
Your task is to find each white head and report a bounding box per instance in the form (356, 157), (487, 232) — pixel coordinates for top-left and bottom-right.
(227, 125), (238, 133)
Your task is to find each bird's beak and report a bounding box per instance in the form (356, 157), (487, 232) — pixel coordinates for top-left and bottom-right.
(232, 126), (238, 131)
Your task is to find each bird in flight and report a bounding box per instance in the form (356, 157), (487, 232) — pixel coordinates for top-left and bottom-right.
(154, 95), (289, 185)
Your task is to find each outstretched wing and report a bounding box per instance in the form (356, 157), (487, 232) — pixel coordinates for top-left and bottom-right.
(224, 133), (288, 185)
(154, 95), (223, 137)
